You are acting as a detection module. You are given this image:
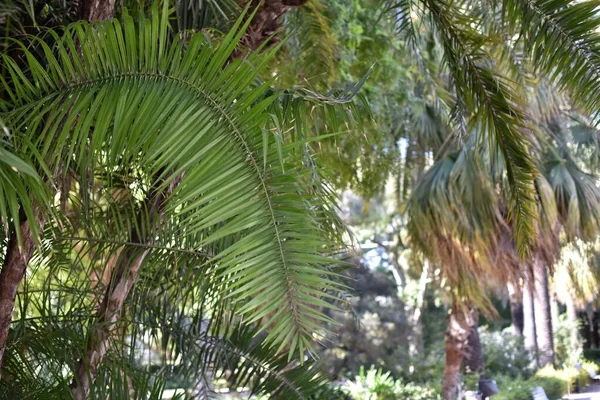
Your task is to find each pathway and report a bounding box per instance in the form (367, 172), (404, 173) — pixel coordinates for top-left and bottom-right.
(564, 384), (600, 400)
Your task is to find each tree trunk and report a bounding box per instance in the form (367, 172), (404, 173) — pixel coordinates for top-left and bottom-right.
(523, 274), (538, 363)
(232, 0), (309, 58)
(533, 256), (554, 367)
(71, 175), (178, 398)
(464, 311), (485, 377)
(408, 261), (429, 357)
(442, 304), (475, 400)
(71, 246), (149, 399)
(566, 294), (580, 353)
(0, 214), (44, 378)
(551, 293), (560, 336)
(507, 281), (524, 337)
(586, 304), (596, 349)
(81, 0), (116, 21)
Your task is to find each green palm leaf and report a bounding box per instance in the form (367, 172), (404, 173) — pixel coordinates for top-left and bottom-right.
(0, 1), (345, 371)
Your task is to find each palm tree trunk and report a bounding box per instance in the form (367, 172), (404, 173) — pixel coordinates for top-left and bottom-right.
(586, 304), (596, 349)
(522, 275), (538, 362)
(81, 0), (116, 21)
(464, 311), (485, 376)
(71, 179), (175, 399)
(507, 281), (524, 336)
(0, 213), (44, 378)
(566, 295), (580, 352)
(232, 0), (309, 58)
(533, 256), (554, 367)
(442, 304), (475, 400)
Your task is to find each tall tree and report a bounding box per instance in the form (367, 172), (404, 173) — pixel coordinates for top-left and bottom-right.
(522, 276), (538, 358)
(532, 256), (555, 366)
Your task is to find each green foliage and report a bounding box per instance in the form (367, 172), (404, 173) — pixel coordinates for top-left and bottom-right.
(493, 362), (600, 400)
(342, 366), (441, 400)
(0, 2), (369, 397)
(493, 369), (564, 400)
(1, 0), (347, 360)
(554, 313), (584, 366)
(479, 327), (533, 378)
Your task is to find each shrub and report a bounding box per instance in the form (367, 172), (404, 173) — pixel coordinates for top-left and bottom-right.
(491, 363), (600, 400)
(554, 313), (583, 366)
(479, 326), (534, 378)
(583, 348), (600, 362)
(577, 361), (600, 387)
(342, 366), (440, 400)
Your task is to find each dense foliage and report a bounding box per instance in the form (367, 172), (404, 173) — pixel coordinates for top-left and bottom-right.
(2, 0), (600, 399)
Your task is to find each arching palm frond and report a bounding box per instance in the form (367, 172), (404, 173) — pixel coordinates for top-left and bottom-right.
(504, 0), (600, 118)
(279, 0), (338, 89)
(0, 122), (46, 243)
(0, 4), (350, 392)
(174, 0), (239, 32)
(389, 0), (538, 253)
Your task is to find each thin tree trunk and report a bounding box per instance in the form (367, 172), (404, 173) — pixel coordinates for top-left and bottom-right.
(232, 0), (309, 58)
(566, 295), (579, 352)
(71, 175), (178, 398)
(464, 311), (485, 377)
(409, 261), (429, 357)
(551, 292), (560, 336)
(507, 281), (524, 337)
(533, 256), (554, 367)
(586, 304), (596, 349)
(0, 213), (44, 378)
(81, 0), (116, 21)
(523, 275), (538, 363)
(442, 304), (475, 400)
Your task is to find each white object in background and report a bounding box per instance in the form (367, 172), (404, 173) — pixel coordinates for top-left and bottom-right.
(464, 390), (482, 400)
(531, 386), (549, 400)
(587, 367), (600, 382)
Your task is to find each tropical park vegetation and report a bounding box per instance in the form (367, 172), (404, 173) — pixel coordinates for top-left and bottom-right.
(2, 0), (600, 399)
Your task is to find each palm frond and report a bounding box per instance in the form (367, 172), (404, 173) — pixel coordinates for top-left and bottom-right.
(406, 143), (504, 309)
(0, 122), (46, 242)
(1, 1), (347, 375)
(504, 0), (600, 119)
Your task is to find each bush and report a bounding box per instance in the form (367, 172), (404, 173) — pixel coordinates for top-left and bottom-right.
(584, 348), (600, 363)
(479, 327), (534, 378)
(493, 370), (564, 400)
(492, 363), (600, 400)
(342, 366), (440, 400)
(577, 361), (600, 387)
(554, 313), (583, 366)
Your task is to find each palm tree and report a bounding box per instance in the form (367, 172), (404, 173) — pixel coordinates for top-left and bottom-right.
(407, 140), (510, 399)
(0, 3), (359, 397)
(532, 255), (556, 366)
(522, 274), (538, 356)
